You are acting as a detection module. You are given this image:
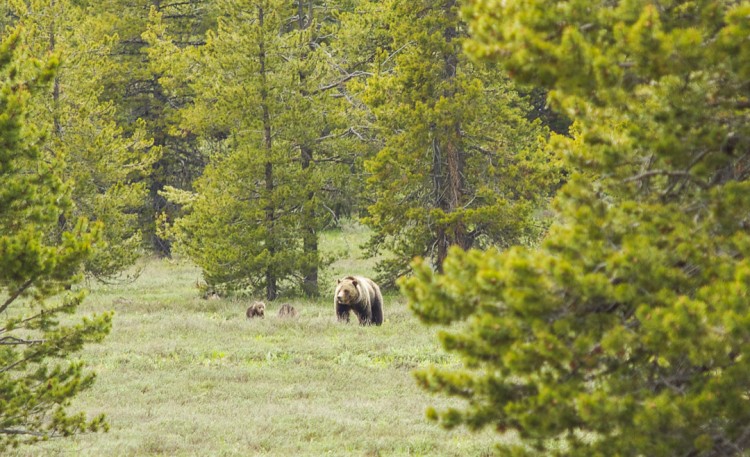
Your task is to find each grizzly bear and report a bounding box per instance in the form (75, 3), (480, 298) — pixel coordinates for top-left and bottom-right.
(334, 276), (383, 326)
(246, 301), (266, 319)
(277, 304), (298, 318)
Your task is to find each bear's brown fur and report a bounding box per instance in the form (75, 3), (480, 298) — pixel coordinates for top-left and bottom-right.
(334, 276), (384, 326)
(277, 304), (298, 318)
(246, 301), (266, 319)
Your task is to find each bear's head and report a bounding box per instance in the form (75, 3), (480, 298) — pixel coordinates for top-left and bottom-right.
(336, 277), (360, 305)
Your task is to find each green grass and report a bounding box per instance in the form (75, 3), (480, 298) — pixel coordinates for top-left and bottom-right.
(10, 222), (500, 456)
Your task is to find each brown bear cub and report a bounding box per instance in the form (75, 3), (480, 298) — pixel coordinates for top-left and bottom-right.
(334, 276), (384, 326)
(246, 301), (266, 319)
(277, 304), (298, 318)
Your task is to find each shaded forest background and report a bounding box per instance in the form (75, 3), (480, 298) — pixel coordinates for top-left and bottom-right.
(2, 0), (568, 298)
(0, 0), (568, 450)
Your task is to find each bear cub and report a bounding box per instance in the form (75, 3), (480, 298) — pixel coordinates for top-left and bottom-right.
(334, 276), (383, 326)
(277, 304), (299, 318)
(246, 301), (266, 319)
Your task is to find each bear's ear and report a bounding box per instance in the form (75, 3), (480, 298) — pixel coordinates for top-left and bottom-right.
(337, 279), (341, 284)
(351, 279), (358, 287)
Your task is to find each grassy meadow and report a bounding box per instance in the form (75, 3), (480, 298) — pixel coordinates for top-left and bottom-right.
(10, 222), (501, 456)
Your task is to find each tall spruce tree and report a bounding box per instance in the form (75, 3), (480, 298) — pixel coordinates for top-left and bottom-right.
(402, 1), (750, 455)
(154, 0), (358, 299)
(0, 27), (111, 450)
(361, 0), (556, 286)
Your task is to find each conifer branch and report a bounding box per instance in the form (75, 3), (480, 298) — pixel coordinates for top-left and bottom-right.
(0, 303), (74, 335)
(623, 169), (709, 189)
(0, 336), (45, 345)
(314, 71), (371, 93)
(157, 1), (198, 10)
(0, 429), (45, 437)
(0, 278), (35, 315)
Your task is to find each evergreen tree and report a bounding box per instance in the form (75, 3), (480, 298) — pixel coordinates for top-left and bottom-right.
(155, 0), (357, 299)
(402, 1), (750, 455)
(97, 0), (216, 256)
(4, 0), (160, 279)
(0, 27), (111, 450)
(362, 0), (556, 286)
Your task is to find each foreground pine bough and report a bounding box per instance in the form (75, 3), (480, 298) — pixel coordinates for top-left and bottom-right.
(0, 28), (111, 451)
(401, 1), (750, 456)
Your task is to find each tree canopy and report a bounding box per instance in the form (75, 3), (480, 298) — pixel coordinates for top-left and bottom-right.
(401, 1), (750, 455)
(361, 0), (557, 286)
(0, 27), (111, 450)
(153, 0), (363, 299)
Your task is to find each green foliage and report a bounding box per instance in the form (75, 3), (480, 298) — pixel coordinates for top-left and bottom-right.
(3, 0), (160, 280)
(157, 1), (366, 299)
(95, 0), (217, 256)
(361, 0), (558, 286)
(0, 28), (111, 451)
(401, 1), (750, 455)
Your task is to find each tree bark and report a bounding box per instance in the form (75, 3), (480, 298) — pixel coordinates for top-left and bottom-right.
(434, 5), (467, 271)
(301, 146), (319, 296)
(259, 5), (277, 301)
(298, 0), (319, 296)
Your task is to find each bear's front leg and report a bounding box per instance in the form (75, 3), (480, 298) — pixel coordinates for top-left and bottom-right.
(351, 307), (372, 326)
(336, 303), (351, 323)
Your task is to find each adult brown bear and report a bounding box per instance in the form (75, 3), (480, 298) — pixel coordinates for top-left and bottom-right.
(334, 276), (384, 326)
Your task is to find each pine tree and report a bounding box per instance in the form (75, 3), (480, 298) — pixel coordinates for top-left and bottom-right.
(96, 0), (217, 256)
(155, 0), (357, 299)
(402, 1), (750, 455)
(0, 27), (111, 450)
(361, 0), (556, 286)
(305, 0), (390, 223)
(3, 0), (160, 280)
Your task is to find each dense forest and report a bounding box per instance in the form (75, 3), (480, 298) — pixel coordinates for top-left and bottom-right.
(3, 1), (750, 456)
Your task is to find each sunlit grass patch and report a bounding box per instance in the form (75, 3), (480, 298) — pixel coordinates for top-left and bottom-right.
(10, 226), (502, 456)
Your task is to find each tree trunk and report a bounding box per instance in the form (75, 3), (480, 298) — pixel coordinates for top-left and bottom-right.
(259, 5), (277, 301)
(49, 1), (62, 138)
(301, 146), (319, 296)
(298, 0), (319, 297)
(49, 1), (70, 238)
(434, 6), (468, 271)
